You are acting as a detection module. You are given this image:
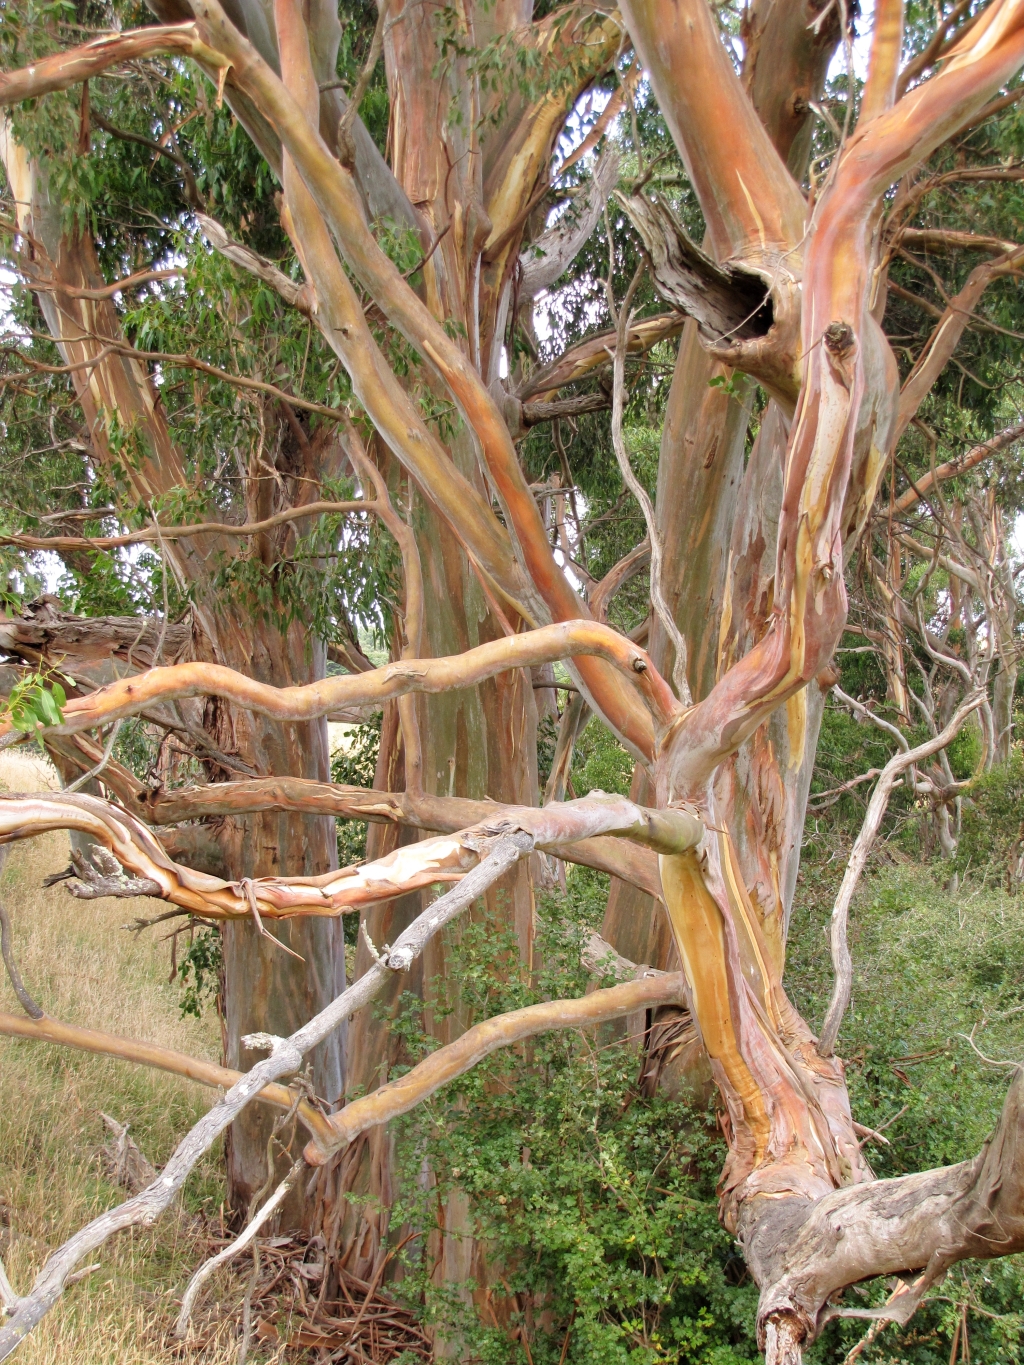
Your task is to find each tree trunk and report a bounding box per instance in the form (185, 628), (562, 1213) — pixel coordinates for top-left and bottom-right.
(329, 494), (539, 1320)
(215, 624), (345, 1221)
(602, 0), (841, 976)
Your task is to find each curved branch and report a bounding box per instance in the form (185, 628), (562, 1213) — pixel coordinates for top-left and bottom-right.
(892, 419), (1024, 513)
(0, 1009), (332, 1142)
(198, 212), (314, 314)
(589, 539), (651, 624)
(304, 971), (687, 1164)
(29, 267), (182, 301)
(896, 247), (1024, 438)
(0, 898), (43, 1019)
(5, 336), (348, 424)
(518, 149), (620, 304)
(0, 789), (698, 919)
(0, 24), (211, 105)
(0, 619), (679, 742)
(0, 500), (375, 552)
(175, 1158), (303, 1337)
(518, 313), (685, 401)
(831, 687), (909, 752)
(611, 268), (691, 704)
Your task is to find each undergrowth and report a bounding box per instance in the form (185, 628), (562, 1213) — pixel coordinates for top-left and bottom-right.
(788, 855), (1024, 1364)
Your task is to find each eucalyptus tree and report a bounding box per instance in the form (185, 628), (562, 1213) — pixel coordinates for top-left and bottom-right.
(0, 0), (1024, 1359)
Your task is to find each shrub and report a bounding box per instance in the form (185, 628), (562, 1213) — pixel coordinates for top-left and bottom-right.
(387, 879), (759, 1365)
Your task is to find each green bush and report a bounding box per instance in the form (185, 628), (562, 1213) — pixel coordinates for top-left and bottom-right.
(331, 712), (383, 867)
(955, 749), (1024, 887)
(570, 719), (634, 798)
(371, 857), (1024, 1365)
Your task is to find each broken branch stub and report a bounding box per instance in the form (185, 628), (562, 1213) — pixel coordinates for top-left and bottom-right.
(617, 193), (774, 344)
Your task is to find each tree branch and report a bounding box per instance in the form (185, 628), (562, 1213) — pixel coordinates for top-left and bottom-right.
(747, 1067), (1024, 1350)
(860, 0), (904, 124)
(610, 266), (691, 704)
(197, 213), (315, 314)
(0, 833), (531, 1357)
(617, 0), (806, 260)
(817, 691), (985, 1057)
(0, 870), (43, 1019)
(892, 419), (1024, 512)
(0, 598), (190, 676)
(0, 789), (699, 920)
(0, 25), (212, 105)
(897, 246), (1024, 439)
(304, 971), (687, 1165)
(341, 419), (425, 792)
(0, 500), (375, 551)
(175, 1159), (303, 1337)
(0, 1009), (332, 1141)
(109, 776), (662, 898)
(0, 619), (680, 742)
(518, 313), (685, 401)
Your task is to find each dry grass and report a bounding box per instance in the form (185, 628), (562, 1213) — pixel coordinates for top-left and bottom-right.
(0, 751), (246, 1363)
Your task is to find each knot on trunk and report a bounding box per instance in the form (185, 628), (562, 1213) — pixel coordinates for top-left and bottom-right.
(824, 320), (855, 354)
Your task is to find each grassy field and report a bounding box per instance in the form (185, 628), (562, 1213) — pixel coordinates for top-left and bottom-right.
(0, 751), (239, 1363)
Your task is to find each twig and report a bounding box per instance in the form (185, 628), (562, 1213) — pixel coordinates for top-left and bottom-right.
(238, 879), (306, 964)
(337, 0), (390, 148)
(0, 500), (376, 552)
(63, 720), (123, 795)
(236, 1246), (259, 1365)
(359, 920), (390, 966)
(852, 1104), (907, 1147)
(832, 687), (909, 752)
(608, 264), (691, 705)
(3, 339), (348, 425)
(839, 1280), (910, 1363)
(175, 1159), (303, 1337)
(958, 1023), (1023, 1070)
(807, 768), (883, 811)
